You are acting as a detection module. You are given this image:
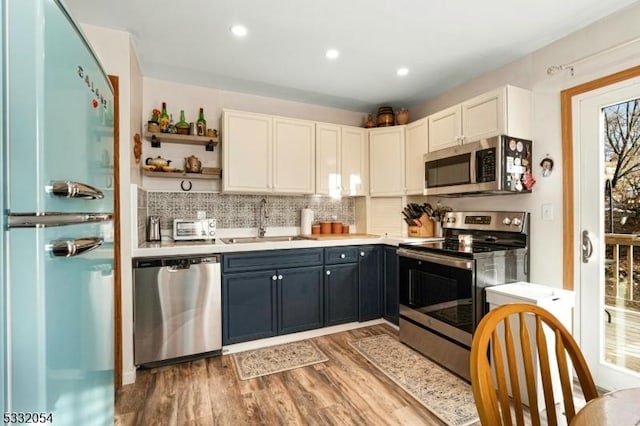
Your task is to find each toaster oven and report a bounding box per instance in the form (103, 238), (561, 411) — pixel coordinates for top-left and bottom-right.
(173, 218), (216, 241)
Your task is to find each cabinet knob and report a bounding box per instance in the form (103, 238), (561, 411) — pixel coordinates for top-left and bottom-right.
(340, 253), (346, 259)
(278, 274), (283, 280)
(326, 270), (331, 276)
(272, 275), (277, 281)
(360, 251), (365, 257)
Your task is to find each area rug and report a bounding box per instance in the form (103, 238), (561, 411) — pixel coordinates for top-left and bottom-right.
(233, 340), (329, 380)
(350, 334), (478, 426)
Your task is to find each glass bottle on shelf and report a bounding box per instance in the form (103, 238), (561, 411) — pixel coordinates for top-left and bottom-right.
(159, 102), (170, 133)
(196, 108), (206, 136)
(167, 113), (176, 134)
(175, 110), (190, 135)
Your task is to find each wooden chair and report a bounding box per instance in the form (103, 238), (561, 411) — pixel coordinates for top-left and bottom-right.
(470, 303), (599, 425)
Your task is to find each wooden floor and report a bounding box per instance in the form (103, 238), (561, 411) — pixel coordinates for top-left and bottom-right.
(604, 305), (640, 373)
(116, 324), (459, 426)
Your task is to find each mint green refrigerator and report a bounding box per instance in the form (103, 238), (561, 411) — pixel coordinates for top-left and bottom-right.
(2, 0), (114, 424)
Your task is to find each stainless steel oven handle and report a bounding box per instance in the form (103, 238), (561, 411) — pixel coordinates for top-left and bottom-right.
(397, 248), (473, 270)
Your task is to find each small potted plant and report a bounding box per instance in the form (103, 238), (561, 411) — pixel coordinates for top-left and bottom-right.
(148, 108), (161, 133)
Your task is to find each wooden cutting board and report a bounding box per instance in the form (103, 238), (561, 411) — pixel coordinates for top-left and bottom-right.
(301, 233), (380, 240)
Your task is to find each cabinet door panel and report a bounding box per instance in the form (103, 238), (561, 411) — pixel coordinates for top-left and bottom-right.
(358, 246), (382, 321)
(369, 127), (405, 196)
(428, 105), (461, 152)
(278, 266), (324, 335)
(383, 247), (399, 325)
(462, 88), (504, 142)
(273, 118), (315, 193)
(405, 118), (428, 195)
(324, 263), (358, 326)
(223, 248), (323, 273)
(315, 123), (340, 195)
(341, 127), (367, 196)
(223, 270), (277, 344)
(222, 110), (272, 192)
(324, 246), (359, 264)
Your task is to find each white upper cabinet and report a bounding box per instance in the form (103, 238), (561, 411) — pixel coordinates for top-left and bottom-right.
(405, 117), (428, 195)
(427, 85), (532, 152)
(222, 109), (272, 192)
(428, 104), (461, 151)
(369, 126), (405, 196)
(340, 126), (367, 196)
(316, 123), (367, 196)
(222, 110), (315, 194)
(315, 123), (340, 196)
(273, 117), (315, 194)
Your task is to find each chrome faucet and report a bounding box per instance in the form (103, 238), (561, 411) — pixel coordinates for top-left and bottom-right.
(258, 197), (268, 237)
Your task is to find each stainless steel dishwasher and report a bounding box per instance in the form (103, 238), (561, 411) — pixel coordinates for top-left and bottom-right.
(133, 254), (221, 366)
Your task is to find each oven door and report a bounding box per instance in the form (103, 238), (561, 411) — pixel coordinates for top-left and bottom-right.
(397, 248), (475, 347)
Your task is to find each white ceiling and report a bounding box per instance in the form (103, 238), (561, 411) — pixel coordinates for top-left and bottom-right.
(63, 0), (640, 112)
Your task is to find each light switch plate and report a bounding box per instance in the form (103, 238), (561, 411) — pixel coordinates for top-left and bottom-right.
(541, 204), (554, 221)
(197, 210), (206, 219)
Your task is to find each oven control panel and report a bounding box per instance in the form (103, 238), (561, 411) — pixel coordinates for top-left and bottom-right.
(443, 211), (528, 233)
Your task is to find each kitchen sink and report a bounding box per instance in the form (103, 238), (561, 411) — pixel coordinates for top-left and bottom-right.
(221, 235), (309, 244)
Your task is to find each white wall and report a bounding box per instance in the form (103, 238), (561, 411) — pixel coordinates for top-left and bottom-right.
(411, 3), (640, 289)
(80, 24), (139, 385)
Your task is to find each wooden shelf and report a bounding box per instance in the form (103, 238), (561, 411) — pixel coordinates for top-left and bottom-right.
(143, 170), (221, 180)
(144, 132), (219, 151)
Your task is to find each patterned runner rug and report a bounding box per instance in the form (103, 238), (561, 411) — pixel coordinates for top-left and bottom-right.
(350, 334), (479, 426)
(233, 340), (329, 380)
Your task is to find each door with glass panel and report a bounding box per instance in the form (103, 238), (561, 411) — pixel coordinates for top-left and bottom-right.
(576, 78), (640, 390)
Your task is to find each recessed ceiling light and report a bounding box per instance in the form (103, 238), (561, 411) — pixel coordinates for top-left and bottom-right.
(325, 49), (340, 60)
(230, 25), (248, 37)
(397, 67), (409, 77)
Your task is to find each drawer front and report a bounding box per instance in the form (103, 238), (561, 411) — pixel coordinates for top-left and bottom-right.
(223, 248), (324, 273)
(324, 247), (358, 264)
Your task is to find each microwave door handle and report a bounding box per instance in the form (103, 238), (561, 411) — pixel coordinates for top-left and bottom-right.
(469, 150), (477, 184)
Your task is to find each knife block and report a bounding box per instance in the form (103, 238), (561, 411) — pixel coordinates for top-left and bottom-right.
(407, 214), (435, 237)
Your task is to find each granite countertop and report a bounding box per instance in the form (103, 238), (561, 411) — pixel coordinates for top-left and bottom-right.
(132, 235), (443, 258)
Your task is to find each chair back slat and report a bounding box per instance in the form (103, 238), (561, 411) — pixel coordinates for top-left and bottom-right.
(535, 315), (558, 425)
(470, 303), (600, 426)
(518, 312), (541, 426)
(554, 329), (576, 421)
(491, 327), (514, 426)
(502, 315), (526, 426)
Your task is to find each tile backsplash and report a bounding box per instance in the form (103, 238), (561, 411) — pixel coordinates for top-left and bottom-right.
(143, 191), (355, 231)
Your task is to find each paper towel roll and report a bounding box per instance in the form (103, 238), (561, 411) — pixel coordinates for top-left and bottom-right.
(301, 208), (314, 235)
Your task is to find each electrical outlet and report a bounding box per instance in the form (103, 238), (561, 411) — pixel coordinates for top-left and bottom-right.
(541, 204), (554, 221)
(197, 210), (206, 219)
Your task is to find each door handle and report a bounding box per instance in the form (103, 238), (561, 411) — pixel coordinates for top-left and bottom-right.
(582, 230), (594, 263)
(46, 237), (103, 257)
(47, 181), (104, 199)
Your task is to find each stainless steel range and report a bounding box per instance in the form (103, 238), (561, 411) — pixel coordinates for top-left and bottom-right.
(397, 211), (529, 381)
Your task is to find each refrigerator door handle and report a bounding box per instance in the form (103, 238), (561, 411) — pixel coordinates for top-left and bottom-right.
(45, 237), (104, 257)
(47, 181), (104, 199)
(8, 212), (112, 228)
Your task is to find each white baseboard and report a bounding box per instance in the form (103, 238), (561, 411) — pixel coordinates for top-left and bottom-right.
(122, 368), (136, 385)
(222, 318), (388, 355)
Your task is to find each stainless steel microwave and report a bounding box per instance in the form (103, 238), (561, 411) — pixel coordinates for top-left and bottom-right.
(424, 135), (533, 197)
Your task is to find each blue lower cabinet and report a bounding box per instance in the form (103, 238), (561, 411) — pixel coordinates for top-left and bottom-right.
(383, 246), (399, 325)
(324, 263), (358, 326)
(278, 266), (324, 335)
(358, 246), (383, 321)
(223, 270), (278, 345)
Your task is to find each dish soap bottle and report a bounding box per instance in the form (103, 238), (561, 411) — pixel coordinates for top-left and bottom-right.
(196, 108), (206, 136)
